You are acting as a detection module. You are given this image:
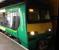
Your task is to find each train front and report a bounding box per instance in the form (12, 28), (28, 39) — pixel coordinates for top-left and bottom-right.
(26, 1), (52, 50)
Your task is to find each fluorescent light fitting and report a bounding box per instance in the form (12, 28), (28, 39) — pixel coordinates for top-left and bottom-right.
(0, 0), (5, 3)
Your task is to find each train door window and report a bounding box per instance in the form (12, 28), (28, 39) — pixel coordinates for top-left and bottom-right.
(6, 9), (20, 30)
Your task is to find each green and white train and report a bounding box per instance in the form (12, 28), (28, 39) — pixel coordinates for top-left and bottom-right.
(0, 2), (52, 50)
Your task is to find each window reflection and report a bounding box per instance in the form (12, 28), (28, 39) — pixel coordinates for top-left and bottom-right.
(27, 4), (51, 24)
(0, 9), (20, 30)
(6, 11), (20, 30)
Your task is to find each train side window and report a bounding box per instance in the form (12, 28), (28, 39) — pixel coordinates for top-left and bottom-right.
(6, 11), (20, 30)
(0, 12), (8, 26)
(0, 8), (20, 30)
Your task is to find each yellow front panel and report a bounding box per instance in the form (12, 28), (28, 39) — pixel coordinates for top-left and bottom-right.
(27, 22), (52, 34)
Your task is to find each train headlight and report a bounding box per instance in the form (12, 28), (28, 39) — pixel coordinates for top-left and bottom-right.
(30, 31), (35, 36)
(48, 28), (51, 32)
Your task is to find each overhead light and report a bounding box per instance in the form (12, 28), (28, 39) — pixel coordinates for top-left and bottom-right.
(0, 0), (5, 3)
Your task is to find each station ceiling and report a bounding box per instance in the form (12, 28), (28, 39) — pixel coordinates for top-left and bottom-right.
(0, 0), (58, 16)
(0, 0), (23, 8)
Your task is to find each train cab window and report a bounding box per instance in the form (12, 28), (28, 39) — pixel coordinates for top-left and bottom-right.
(27, 8), (50, 24)
(27, 3), (50, 24)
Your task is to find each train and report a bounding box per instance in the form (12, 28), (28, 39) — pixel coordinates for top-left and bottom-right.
(0, 2), (53, 50)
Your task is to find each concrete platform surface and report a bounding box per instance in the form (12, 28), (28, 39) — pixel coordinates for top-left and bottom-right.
(0, 32), (28, 50)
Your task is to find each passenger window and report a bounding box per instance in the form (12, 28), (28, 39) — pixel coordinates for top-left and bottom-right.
(0, 9), (20, 30)
(0, 12), (7, 26)
(6, 11), (20, 30)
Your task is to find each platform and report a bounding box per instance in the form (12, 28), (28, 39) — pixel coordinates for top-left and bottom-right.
(0, 32), (28, 50)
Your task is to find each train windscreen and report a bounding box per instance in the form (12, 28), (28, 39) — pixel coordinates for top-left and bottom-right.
(27, 2), (51, 24)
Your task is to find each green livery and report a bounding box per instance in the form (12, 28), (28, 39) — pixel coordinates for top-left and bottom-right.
(0, 2), (28, 48)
